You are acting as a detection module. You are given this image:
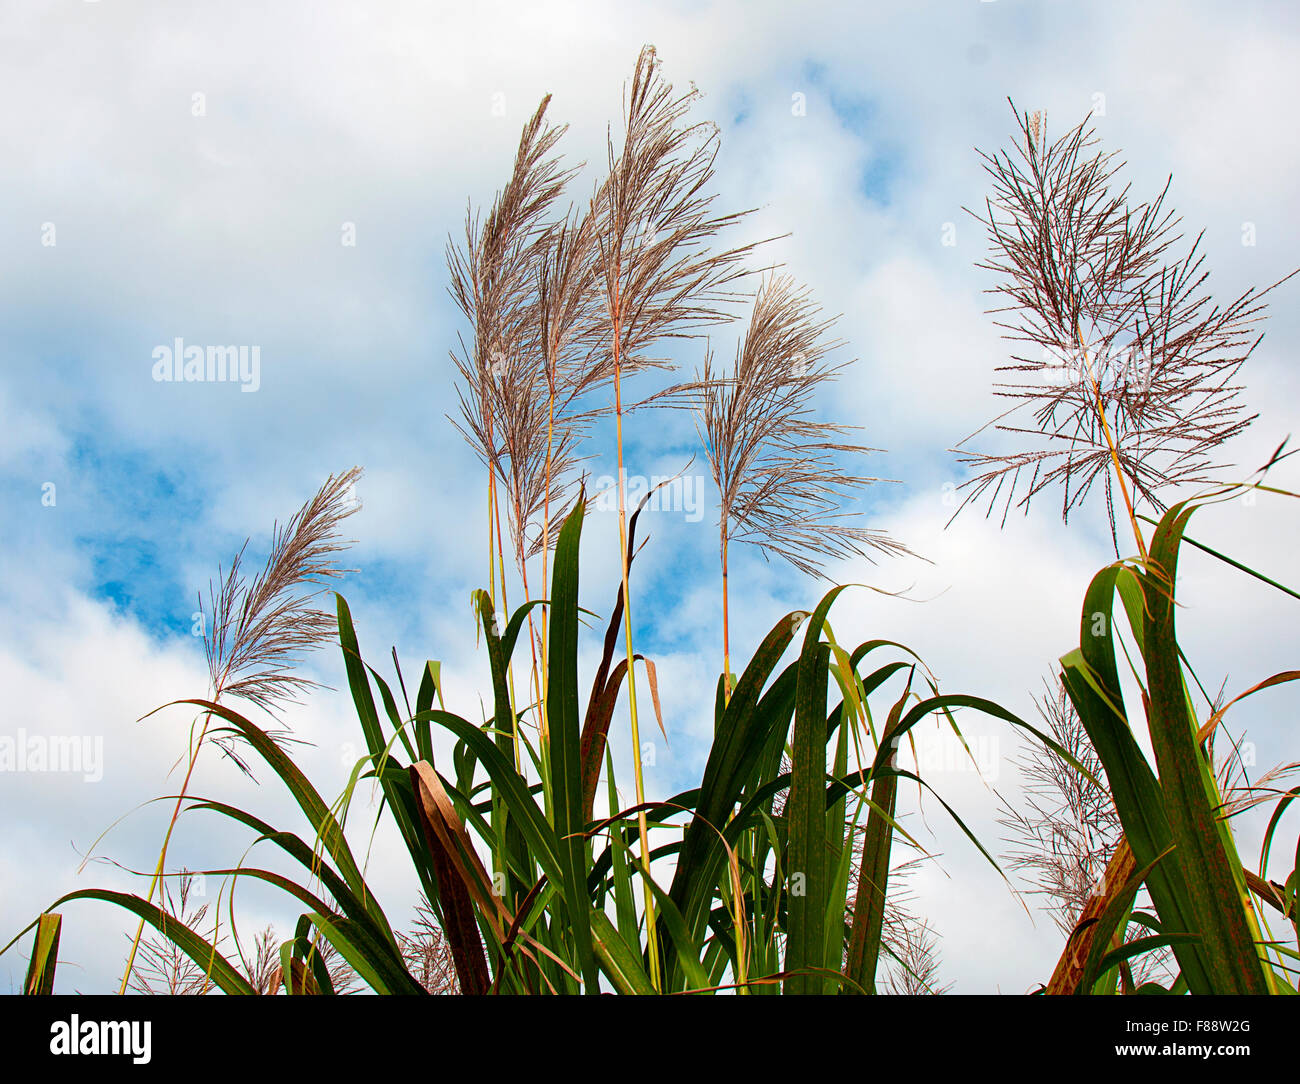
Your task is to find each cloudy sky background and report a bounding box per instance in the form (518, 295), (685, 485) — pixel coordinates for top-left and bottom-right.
(2, 0), (1298, 993)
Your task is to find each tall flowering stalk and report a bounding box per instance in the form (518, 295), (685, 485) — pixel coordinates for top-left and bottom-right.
(448, 97), (576, 749)
(959, 103), (1296, 992)
(589, 45), (760, 987)
(698, 273), (908, 698)
(118, 467), (361, 993)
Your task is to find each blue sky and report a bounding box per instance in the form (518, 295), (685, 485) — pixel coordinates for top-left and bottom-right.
(3, 0), (1299, 993)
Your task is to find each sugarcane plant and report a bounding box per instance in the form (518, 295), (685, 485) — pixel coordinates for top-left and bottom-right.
(115, 467), (363, 995)
(449, 48), (766, 989)
(6, 59), (1299, 1001)
(447, 95), (579, 757)
(8, 484), (1086, 995)
(697, 272), (909, 700)
(958, 103), (1300, 993)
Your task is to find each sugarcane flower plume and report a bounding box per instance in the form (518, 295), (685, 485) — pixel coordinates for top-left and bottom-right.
(447, 96), (588, 562)
(588, 45), (763, 399)
(953, 101), (1296, 548)
(699, 273), (909, 578)
(201, 466), (361, 767)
